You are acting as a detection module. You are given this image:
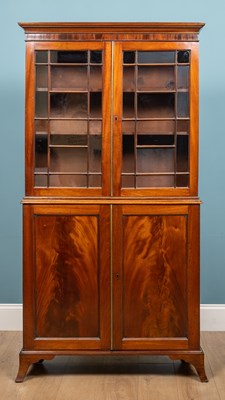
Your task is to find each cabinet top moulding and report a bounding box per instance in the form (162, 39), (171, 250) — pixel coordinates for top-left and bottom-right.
(18, 22), (205, 42)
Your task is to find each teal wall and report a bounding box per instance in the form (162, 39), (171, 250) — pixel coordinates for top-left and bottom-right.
(0, 0), (224, 303)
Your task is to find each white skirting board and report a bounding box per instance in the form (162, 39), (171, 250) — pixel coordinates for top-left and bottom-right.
(0, 304), (225, 331)
(0, 304), (23, 331)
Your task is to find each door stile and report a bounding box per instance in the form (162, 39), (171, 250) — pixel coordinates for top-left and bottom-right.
(111, 205), (123, 349)
(113, 43), (123, 196)
(102, 42), (112, 196)
(99, 205), (111, 349)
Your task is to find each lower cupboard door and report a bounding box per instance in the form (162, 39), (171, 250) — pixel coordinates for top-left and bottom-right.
(113, 205), (200, 351)
(23, 205), (110, 350)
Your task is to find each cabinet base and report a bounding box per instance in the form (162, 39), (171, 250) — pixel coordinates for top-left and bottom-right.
(15, 348), (208, 383)
(15, 352), (54, 383)
(169, 351), (208, 382)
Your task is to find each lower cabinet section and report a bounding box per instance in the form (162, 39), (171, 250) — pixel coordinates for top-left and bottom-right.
(16, 203), (207, 382)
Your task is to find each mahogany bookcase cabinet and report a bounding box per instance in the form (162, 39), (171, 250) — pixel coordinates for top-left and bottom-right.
(16, 22), (207, 383)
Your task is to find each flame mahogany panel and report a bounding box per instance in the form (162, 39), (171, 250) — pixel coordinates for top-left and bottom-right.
(34, 214), (99, 338)
(122, 214), (187, 339)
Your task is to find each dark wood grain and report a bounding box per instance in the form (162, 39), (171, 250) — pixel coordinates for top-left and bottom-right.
(22, 204), (110, 351)
(35, 214), (99, 338)
(112, 205), (195, 351)
(122, 214), (187, 338)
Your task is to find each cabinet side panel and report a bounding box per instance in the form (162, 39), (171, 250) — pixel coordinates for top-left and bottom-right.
(34, 214), (99, 338)
(123, 215), (187, 338)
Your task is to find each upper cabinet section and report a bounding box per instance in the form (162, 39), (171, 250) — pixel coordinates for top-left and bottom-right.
(19, 23), (204, 197)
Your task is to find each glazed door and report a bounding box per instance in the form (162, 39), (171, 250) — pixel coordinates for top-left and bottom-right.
(112, 204), (200, 350)
(113, 42), (199, 197)
(23, 204), (110, 350)
(27, 42), (111, 196)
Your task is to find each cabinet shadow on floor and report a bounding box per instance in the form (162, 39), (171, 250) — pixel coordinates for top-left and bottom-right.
(23, 355), (200, 381)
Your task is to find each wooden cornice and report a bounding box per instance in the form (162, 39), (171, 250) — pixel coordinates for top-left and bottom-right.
(18, 22), (205, 33)
(18, 22), (205, 42)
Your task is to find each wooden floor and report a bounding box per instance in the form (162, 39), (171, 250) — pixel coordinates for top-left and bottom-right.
(0, 332), (225, 400)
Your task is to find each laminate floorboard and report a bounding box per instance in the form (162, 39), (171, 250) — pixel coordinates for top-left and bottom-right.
(0, 332), (224, 400)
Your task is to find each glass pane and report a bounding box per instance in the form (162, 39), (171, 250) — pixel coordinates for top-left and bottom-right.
(51, 66), (88, 90)
(36, 66), (48, 89)
(122, 121), (135, 134)
(90, 51), (102, 64)
(123, 67), (135, 91)
(36, 51), (48, 63)
(138, 51), (175, 64)
(90, 93), (102, 118)
(34, 175), (48, 187)
(50, 120), (87, 134)
(90, 120), (102, 134)
(123, 135), (135, 173)
(51, 51), (88, 64)
(137, 120), (175, 135)
(137, 148), (174, 173)
(49, 174), (87, 187)
(89, 136), (102, 172)
(89, 174), (101, 187)
(35, 92), (48, 118)
(177, 135), (189, 172)
(90, 67), (102, 91)
(123, 121), (176, 136)
(35, 134), (48, 172)
(177, 120), (189, 135)
(123, 52), (135, 64)
(50, 148), (87, 172)
(123, 121), (175, 136)
(177, 51), (190, 64)
(122, 175), (135, 188)
(50, 93), (87, 118)
(177, 93), (189, 117)
(138, 94), (175, 118)
(178, 66), (189, 90)
(136, 175), (174, 188)
(137, 135), (174, 146)
(35, 119), (48, 134)
(123, 93), (134, 118)
(50, 134), (87, 145)
(137, 66), (175, 91)
(176, 174), (189, 187)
